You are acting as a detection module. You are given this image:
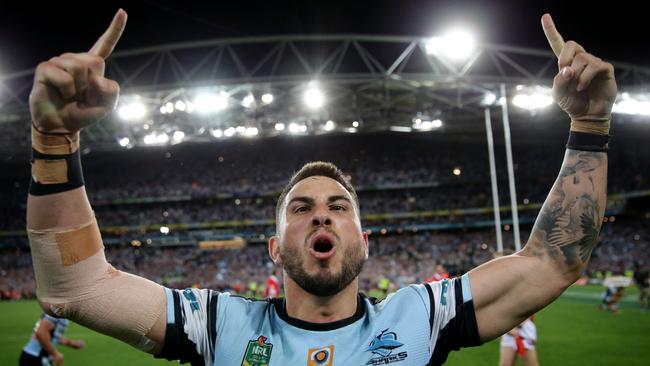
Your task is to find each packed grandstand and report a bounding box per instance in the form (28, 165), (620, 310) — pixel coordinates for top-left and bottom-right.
(2, 128), (649, 300)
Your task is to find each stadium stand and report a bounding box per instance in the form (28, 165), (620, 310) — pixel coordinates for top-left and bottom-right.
(1, 131), (648, 300)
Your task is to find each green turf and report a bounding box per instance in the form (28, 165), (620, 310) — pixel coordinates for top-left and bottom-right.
(1, 285), (648, 365)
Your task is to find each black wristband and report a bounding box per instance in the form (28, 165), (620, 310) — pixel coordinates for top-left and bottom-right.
(29, 149), (85, 196)
(566, 131), (611, 152)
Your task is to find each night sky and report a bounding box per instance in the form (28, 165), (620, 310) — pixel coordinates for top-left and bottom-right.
(0, 0), (647, 75)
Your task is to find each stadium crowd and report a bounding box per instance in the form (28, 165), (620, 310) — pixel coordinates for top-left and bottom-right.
(2, 129), (649, 300)
(1, 132), (649, 232)
(2, 131), (649, 301)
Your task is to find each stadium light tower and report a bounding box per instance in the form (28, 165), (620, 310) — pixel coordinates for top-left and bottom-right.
(241, 94), (255, 108)
(304, 83), (324, 109)
(512, 85), (553, 111)
(194, 91), (228, 114)
(425, 28), (476, 61)
(118, 96), (147, 121)
(172, 131), (185, 143)
(261, 93), (274, 105)
(174, 100), (187, 112)
(613, 92), (650, 116)
(324, 120), (336, 131)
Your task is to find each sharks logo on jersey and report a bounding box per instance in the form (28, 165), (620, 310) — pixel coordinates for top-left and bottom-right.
(366, 329), (408, 365)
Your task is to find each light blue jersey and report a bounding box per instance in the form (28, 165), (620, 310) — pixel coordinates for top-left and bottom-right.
(155, 274), (480, 365)
(22, 314), (68, 358)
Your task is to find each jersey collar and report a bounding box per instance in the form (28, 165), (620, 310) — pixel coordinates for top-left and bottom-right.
(272, 293), (366, 331)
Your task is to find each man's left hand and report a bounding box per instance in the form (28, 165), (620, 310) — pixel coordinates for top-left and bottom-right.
(542, 13), (617, 123)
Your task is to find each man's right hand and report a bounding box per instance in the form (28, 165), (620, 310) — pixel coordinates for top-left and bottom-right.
(51, 351), (64, 366)
(29, 9), (127, 134)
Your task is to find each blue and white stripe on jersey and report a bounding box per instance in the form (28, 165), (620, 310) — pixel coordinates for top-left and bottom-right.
(424, 273), (480, 364)
(156, 288), (219, 366)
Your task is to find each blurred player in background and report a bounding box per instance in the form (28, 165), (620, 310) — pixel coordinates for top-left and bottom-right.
(19, 313), (85, 366)
(600, 286), (624, 313)
(499, 316), (539, 366)
(264, 269), (282, 298)
(632, 262), (649, 308)
(428, 264), (450, 282)
(492, 249), (539, 365)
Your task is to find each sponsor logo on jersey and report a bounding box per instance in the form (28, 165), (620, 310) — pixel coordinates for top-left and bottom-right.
(307, 345), (334, 366)
(366, 328), (408, 365)
(241, 335), (273, 366)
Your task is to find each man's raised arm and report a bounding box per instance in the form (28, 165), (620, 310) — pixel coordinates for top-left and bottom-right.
(26, 10), (167, 353)
(467, 14), (616, 342)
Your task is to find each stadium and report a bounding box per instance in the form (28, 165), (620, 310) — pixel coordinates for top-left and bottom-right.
(1, 1), (649, 365)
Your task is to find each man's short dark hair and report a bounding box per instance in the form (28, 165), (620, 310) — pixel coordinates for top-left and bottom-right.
(275, 161), (359, 221)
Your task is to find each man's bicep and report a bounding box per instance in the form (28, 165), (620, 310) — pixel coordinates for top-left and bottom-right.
(146, 299), (168, 353)
(468, 253), (566, 342)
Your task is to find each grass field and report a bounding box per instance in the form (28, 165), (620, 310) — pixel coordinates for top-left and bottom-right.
(1, 285), (648, 365)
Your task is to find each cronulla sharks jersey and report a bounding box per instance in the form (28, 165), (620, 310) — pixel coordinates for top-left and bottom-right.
(155, 274), (480, 366)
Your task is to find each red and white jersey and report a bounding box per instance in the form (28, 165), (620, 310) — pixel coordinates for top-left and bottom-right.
(264, 275), (281, 298)
(500, 317), (537, 351)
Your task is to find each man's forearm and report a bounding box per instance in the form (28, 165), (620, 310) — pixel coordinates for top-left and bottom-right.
(27, 187), (94, 230)
(525, 149), (607, 278)
(27, 126), (93, 231)
(35, 331), (59, 357)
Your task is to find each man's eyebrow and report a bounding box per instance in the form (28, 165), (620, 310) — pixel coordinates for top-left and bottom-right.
(327, 195), (352, 204)
(287, 195), (351, 206)
(287, 196), (315, 206)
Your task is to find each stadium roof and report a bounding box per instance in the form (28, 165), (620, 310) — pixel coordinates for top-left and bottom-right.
(1, 0), (648, 155)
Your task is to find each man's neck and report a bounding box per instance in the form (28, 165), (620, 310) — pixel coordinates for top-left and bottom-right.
(283, 277), (359, 323)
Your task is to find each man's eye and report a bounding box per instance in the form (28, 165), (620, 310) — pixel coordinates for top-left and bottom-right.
(331, 205), (346, 211)
(294, 206), (309, 213)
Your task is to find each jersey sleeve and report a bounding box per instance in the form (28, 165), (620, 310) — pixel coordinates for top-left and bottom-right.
(42, 314), (59, 327)
(154, 287), (219, 366)
(413, 273), (481, 364)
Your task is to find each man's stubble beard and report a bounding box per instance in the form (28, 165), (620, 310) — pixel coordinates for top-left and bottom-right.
(280, 239), (366, 297)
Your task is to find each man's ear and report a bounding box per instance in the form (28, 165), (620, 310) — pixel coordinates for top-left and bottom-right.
(268, 235), (282, 264)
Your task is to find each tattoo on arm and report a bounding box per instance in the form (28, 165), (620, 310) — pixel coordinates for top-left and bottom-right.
(528, 150), (607, 272)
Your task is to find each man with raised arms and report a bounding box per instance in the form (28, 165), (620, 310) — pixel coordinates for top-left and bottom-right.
(26, 9), (615, 365)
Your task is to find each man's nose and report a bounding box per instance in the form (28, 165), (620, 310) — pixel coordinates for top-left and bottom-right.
(311, 212), (332, 227)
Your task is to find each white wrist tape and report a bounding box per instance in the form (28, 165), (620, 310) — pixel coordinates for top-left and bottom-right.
(28, 218), (165, 352)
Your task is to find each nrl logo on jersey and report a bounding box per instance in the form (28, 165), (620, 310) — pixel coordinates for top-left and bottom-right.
(241, 335), (273, 366)
(366, 328), (408, 365)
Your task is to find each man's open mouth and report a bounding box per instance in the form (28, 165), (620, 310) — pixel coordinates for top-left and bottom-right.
(313, 238), (334, 253)
(309, 233), (337, 259)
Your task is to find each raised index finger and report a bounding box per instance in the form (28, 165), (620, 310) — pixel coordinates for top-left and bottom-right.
(541, 13), (564, 58)
(89, 9), (128, 59)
